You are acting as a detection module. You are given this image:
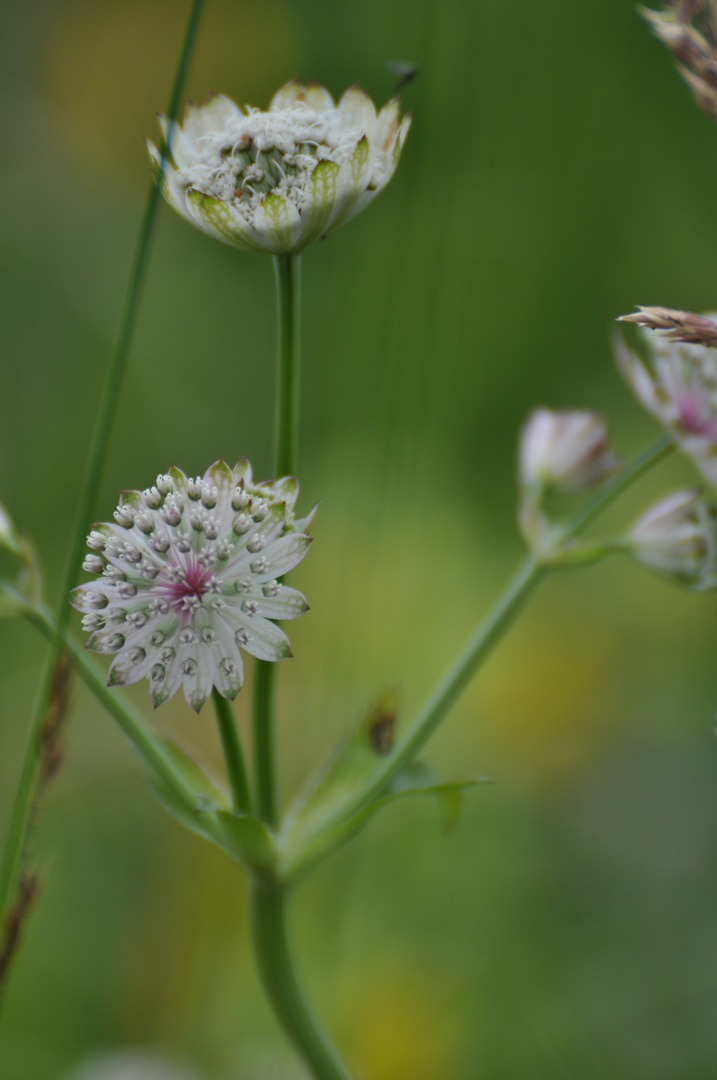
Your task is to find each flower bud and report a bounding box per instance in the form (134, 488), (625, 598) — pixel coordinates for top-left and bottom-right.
(518, 408), (619, 495)
(629, 489), (717, 589)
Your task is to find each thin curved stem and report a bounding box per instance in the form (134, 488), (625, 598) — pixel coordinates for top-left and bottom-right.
(0, 0), (205, 934)
(26, 609), (199, 814)
(324, 435), (675, 826)
(253, 254), (301, 827)
(213, 690), (253, 815)
(251, 879), (355, 1080)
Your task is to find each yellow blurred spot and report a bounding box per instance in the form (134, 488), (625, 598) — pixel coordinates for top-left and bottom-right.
(44, 0), (300, 183)
(343, 958), (460, 1080)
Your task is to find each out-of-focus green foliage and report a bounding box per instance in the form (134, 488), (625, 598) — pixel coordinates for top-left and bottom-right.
(2, 0), (717, 1077)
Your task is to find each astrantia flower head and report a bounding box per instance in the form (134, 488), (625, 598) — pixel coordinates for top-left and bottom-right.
(614, 318), (717, 484)
(518, 408), (619, 495)
(72, 461), (314, 712)
(147, 81), (411, 255)
(628, 488), (717, 589)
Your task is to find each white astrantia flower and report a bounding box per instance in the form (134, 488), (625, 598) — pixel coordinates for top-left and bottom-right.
(146, 80), (411, 255)
(615, 319), (717, 485)
(628, 488), (717, 589)
(518, 408), (619, 495)
(71, 461), (314, 712)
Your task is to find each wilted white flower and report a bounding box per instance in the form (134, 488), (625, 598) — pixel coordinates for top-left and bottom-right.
(628, 488), (717, 588)
(147, 81), (411, 255)
(72, 461), (314, 712)
(518, 408), (619, 494)
(615, 321), (717, 484)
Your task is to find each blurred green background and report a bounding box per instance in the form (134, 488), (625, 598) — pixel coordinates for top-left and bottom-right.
(2, 0), (717, 1077)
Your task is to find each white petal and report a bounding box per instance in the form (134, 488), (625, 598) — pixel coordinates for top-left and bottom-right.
(242, 584), (308, 620)
(273, 476), (300, 511)
(157, 115), (201, 169)
(615, 337), (670, 422)
(374, 98), (401, 153)
(270, 79), (307, 111)
(182, 94), (242, 140)
(324, 137), (372, 234)
(338, 85), (377, 139)
(181, 643), (215, 712)
(296, 161), (340, 249)
(211, 619), (245, 699)
(235, 614), (292, 661)
(252, 193), (303, 254)
(185, 191), (265, 252)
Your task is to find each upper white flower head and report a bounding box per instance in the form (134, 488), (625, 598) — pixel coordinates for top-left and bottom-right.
(615, 318), (717, 485)
(147, 81), (412, 255)
(71, 461), (314, 712)
(518, 408), (618, 494)
(628, 488), (717, 590)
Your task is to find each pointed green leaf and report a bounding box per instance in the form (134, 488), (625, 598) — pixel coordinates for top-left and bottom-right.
(280, 757), (488, 882)
(211, 811), (277, 875)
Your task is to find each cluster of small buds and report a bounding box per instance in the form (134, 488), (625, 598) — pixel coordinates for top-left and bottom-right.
(614, 315), (717, 484)
(628, 488), (717, 589)
(148, 80), (411, 256)
(72, 460), (315, 712)
(518, 408), (619, 496)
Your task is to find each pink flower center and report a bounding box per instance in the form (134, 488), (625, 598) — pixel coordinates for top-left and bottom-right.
(677, 392), (717, 440)
(167, 561), (210, 608)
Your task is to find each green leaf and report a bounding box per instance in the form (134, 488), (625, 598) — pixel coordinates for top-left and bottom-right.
(142, 739), (228, 848)
(279, 693), (401, 875)
(211, 811), (277, 876)
(143, 738), (277, 875)
(279, 691), (489, 881)
(0, 585), (29, 620)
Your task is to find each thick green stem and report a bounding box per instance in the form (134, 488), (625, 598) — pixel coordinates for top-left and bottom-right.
(253, 661), (279, 826)
(0, 0), (205, 933)
(251, 880), (355, 1080)
(273, 254), (302, 478)
(253, 254), (301, 827)
(212, 690), (253, 815)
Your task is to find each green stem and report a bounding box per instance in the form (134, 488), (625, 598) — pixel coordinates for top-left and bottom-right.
(26, 610), (199, 815)
(253, 661), (279, 826)
(251, 879), (355, 1080)
(273, 254), (302, 478)
(253, 254), (301, 827)
(212, 690), (253, 815)
(0, 0), (205, 931)
(330, 435), (675, 822)
(557, 434), (674, 540)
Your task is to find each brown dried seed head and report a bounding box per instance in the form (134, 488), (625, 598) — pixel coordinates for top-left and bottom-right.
(618, 305), (717, 345)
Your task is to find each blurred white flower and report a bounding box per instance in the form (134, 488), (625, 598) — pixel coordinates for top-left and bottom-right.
(62, 1050), (202, 1080)
(629, 488), (717, 589)
(615, 319), (717, 484)
(72, 461), (314, 711)
(147, 81), (411, 255)
(518, 408), (618, 494)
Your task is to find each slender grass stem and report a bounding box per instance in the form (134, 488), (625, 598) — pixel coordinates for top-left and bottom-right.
(0, 0), (205, 937)
(253, 254), (301, 828)
(251, 879), (355, 1080)
(212, 690), (253, 815)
